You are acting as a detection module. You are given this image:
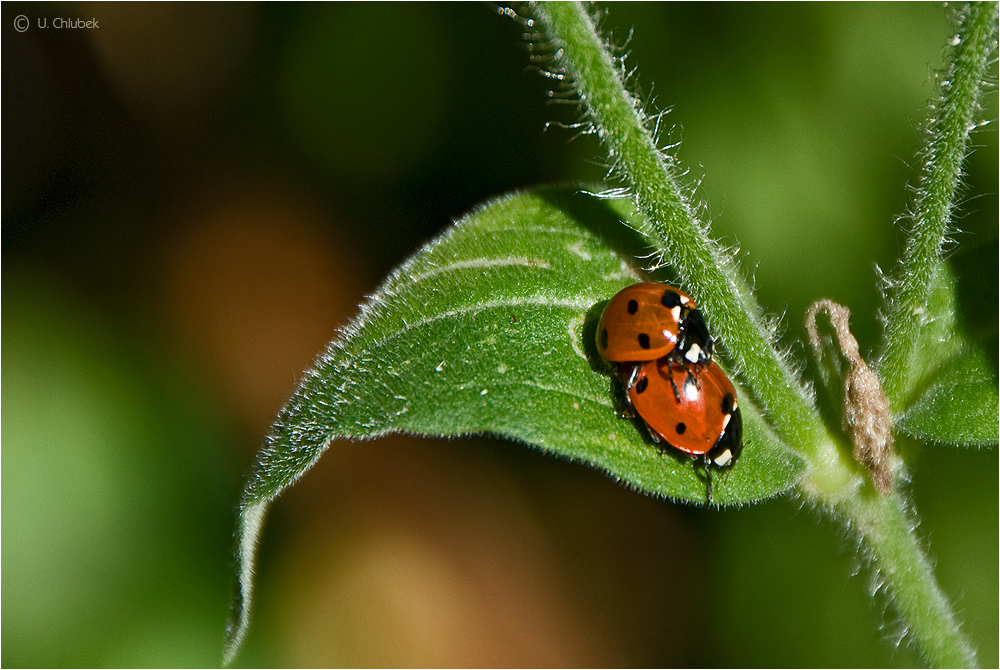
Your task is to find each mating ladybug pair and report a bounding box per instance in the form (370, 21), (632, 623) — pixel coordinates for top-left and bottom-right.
(596, 283), (743, 495)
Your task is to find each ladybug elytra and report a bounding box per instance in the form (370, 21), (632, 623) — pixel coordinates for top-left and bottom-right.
(596, 283), (743, 501)
(595, 282), (714, 368)
(621, 359), (743, 470)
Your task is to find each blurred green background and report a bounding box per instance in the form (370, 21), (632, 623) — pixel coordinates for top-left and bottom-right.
(3, 2), (996, 667)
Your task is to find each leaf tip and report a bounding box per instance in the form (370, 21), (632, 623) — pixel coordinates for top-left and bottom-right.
(223, 500), (272, 666)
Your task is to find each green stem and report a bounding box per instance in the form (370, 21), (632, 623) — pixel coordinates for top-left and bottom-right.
(530, 1), (828, 455)
(530, 2), (982, 666)
(878, 1), (998, 409)
(835, 491), (976, 668)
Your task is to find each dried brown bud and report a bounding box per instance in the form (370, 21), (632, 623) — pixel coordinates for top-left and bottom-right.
(806, 300), (894, 494)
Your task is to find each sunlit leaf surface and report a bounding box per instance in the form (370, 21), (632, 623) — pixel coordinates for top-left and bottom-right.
(225, 186), (805, 662)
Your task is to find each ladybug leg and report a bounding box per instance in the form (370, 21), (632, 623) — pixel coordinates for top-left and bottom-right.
(686, 367), (702, 390)
(668, 369), (681, 402)
(689, 456), (713, 505)
(705, 461), (714, 505)
(618, 362), (642, 392)
(668, 366), (701, 403)
(612, 363), (639, 418)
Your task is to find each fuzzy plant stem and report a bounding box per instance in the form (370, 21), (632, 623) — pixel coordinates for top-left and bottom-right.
(528, 1), (830, 459)
(529, 2), (981, 666)
(836, 492), (976, 667)
(878, 1), (998, 410)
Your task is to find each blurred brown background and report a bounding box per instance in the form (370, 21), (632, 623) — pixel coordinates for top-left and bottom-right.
(4, 2), (996, 667)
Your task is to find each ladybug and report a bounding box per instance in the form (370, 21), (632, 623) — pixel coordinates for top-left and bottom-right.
(596, 283), (714, 369)
(618, 358), (743, 500)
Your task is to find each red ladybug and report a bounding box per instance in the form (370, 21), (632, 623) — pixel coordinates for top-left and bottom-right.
(617, 358), (743, 501)
(596, 283), (714, 368)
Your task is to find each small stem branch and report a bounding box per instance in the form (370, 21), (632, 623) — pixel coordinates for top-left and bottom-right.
(530, 1), (827, 453)
(878, 1), (998, 408)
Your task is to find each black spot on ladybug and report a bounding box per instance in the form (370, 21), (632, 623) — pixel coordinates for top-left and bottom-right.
(637, 333), (651, 349)
(635, 376), (648, 394)
(599, 328), (608, 350)
(661, 291), (681, 308)
(675, 422), (687, 435)
(627, 299), (639, 315)
(722, 392), (735, 413)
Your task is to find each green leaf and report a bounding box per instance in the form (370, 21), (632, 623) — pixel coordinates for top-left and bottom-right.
(224, 186), (805, 663)
(897, 346), (999, 446)
(894, 261), (999, 447)
(908, 262), (969, 387)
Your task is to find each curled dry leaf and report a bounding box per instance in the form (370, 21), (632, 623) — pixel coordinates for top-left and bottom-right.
(806, 299), (894, 494)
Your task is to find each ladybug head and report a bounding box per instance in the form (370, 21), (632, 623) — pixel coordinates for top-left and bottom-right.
(676, 308), (715, 367)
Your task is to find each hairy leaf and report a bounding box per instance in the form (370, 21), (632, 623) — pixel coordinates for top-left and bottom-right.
(897, 346), (999, 446)
(908, 263), (969, 387)
(894, 261), (999, 447)
(224, 186), (804, 663)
